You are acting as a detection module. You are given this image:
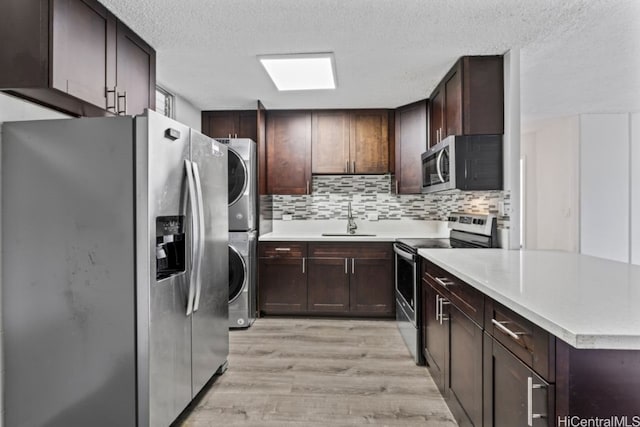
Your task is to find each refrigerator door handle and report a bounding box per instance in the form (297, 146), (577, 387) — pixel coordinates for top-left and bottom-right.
(191, 161), (206, 312)
(184, 159), (198, 316)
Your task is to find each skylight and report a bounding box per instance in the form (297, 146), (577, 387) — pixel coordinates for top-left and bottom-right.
(258, 53), (337, 91)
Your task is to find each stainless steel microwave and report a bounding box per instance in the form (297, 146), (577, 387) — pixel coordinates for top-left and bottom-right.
(421, 134), (503, 194)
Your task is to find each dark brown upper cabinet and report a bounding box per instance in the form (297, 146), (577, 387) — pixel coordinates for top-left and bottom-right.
(311, 110), (351, 174)
(114, 21), (156, 117)
(349, 110), (390, 174)
(0, 0), (155, 117)
(395, 100), (427, 194)
(429, 56), (503, 147)
(265, 111), (312, 195)
(311, 109), (391, 175)
(429, 87), (445, 148)
(201, 110), (258, 141)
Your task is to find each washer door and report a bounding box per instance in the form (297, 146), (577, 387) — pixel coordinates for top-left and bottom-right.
(228, 246), (246, 303)
(228, 149), (248, 207)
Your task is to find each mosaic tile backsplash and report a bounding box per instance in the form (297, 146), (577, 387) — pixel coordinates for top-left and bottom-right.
(272, 175), (511, 229)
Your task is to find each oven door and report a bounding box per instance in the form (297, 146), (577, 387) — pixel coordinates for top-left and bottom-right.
(393, 244), (417, 325)
(421, 137), (456, 194)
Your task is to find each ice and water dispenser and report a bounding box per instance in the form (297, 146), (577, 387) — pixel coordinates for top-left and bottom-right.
(156, 216), (186, 280)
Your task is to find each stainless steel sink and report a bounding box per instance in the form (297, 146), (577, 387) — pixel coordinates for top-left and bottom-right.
(321, 233), (377, 237)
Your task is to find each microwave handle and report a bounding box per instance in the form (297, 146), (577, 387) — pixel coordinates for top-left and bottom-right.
(436, 149), (445, 183)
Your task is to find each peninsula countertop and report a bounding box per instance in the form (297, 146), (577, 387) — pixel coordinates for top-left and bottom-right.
(418, 248), (640, 350)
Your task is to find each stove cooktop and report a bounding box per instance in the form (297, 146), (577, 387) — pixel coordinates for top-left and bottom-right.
(395, 238), (453, 250)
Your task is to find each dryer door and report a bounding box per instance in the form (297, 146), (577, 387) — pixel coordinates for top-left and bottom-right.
(229, 246), (246, 303)
(228, 149), (248, 206)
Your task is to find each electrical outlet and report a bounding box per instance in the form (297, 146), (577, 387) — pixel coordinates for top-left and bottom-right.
(282, 214), (293, 221)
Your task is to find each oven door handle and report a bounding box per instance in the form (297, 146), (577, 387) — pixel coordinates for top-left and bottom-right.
(393, 244), (416, 261)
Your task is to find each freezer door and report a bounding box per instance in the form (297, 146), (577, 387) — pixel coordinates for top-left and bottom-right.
(2, 117), (137, 427)
(136, 111), (193, 427)
(190, 130), (230, 396)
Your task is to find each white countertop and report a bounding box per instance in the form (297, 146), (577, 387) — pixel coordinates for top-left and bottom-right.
(259, 219), (450, 242)
(418, 249), (640, 350)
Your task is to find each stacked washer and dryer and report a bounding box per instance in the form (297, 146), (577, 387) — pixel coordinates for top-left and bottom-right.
(219, 138), (257, 329)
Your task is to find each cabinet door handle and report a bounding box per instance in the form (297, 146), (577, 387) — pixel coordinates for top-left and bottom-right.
(351, 258), (355, 274)
(435, 294), (440, 321)
(345, 160), (349, 173)
(439, 297), (450, 325)
(344, 258), (348, 274)
(352, 161), (356, 174)
(491, 319), (525, 340)
(117, 91), (127, 115)
(302, 257), (306, 274)
(306, 180), (310, 194)
(396, 180), (399, 194)
(234, 133), (238, 138)
(106, 86), (117, 112)
(527, 377), (547, 426)
(434, 277), (454, 288)
(275, 247), (291, 251)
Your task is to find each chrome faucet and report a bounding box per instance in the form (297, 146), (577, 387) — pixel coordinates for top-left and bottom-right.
(347, 201), (357, 234)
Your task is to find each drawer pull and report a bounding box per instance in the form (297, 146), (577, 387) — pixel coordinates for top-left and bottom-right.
(527, 377), (547, 426)
(275, 248), (291, 251)
(302, 257), (306, 274)
(434, 277), (454, 288)
(491, 319), (525, 340)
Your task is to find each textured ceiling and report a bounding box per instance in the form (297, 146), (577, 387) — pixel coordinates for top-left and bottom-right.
(99, 0), (640, 119)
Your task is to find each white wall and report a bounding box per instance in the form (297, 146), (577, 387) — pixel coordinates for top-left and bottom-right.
(503, 49), (521, 250)
(631, 113), (640, 265)
(174, 93), (201, 131)
(0, 92), (70, 426)
(522, 116), (579, 252)
(580, 114), (630, 263)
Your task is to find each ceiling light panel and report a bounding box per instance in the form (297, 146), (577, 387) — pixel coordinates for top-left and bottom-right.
(259, 53), (337, 91)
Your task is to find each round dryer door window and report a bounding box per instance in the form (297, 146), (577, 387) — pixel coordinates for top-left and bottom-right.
(228, 149), (247, 206)
(228, 246), (246, 303)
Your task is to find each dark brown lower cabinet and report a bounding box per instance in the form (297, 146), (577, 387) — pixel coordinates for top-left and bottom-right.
(350, 256), (394, 315)
(258, 242), (307, 314)
(420, 258), (640, 427)
(258, 241), (393, 318)
(423, 283), (449, 395)
(449, 305), (483, 427)
(258, 257), (307, 314)
(307, 257), (350, 314)
(484, 333), (553, 426)
(307, 242), (394, 317)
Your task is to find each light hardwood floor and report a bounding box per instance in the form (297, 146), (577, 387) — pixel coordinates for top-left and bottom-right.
(179, 318), (457, 426)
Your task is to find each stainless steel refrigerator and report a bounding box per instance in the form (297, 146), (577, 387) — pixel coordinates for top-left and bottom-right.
(2, 110), (229, 427)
